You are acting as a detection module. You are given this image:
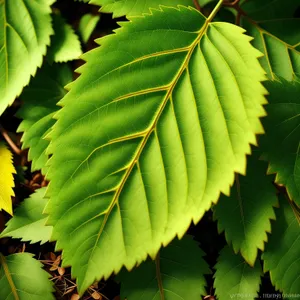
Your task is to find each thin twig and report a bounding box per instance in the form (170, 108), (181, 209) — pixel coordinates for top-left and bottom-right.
(193, 0), (201, 11)
(222, 0), (246, 25)
(223, 0), (240, 6)
(0, 124), (21, 155)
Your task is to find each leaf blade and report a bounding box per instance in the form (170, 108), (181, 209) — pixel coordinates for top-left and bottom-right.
(214, 246), (262, 300)
(47, 14), (82, 63)
(17, 63), (73, 174)
(214, 151), (278, 265)
(260, 79), (300, 206)
(46, 6), (267, 294)
(0, 187), (53, 244)
(0, 143), (15, 215)
(0, 0), (53, 115)
(0, 252), (54, 300)
(78, 13), (100, 44)
(262, 195), (300, 294)
(120, 236), (210, 300)
(241, 18), (300, 80)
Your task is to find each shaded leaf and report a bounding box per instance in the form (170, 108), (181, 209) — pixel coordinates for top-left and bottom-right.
(0, 0), (53, 115)
(214, 151), (278, 265)
(214, 246), (262, 300)
(0, 142), (15, 215)
(46, 6), (267, 294)
(0, 187), (52, 244)
(241, 18), (300, 80)
(260, 79), (300, 206)
(262, 195), (300, 294)
(120, 236), (210, 300)
(78, 14), (100, 44)
(0, 252), (54, 299)
(17, 63), (73, 174)
(47, 14), (82, 63)
(241, 0), (300, 21)
(256, 19), (300, 48)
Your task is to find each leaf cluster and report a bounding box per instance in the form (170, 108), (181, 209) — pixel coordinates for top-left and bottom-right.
(0, 0), (299, 299)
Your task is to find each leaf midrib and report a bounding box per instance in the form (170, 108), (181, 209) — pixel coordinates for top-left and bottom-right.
(88, 16), (212, 268)
(0, 254), (19, 300)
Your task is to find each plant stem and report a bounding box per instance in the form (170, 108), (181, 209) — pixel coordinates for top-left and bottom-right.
(207, 0), (225, 22)
(0, 124), (21, 155)
(193, 0), (201, 11)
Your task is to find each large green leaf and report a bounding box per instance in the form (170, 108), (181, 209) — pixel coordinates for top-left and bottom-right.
(17, 63), (72, 174)
(91, 0), (194, 17)
(262, 195), (300, 294)
(214, 151), (278, 266)
(47, 14), (82, 63)
(0, 252), (54, 299)
(260, 79), (300, 206)
(0, 188), (52, 244)
(214, 246), (262, 300)
(46, 5), (267, 294)
(0, 0), (54, 116)
(119, 236), (210, 300)
(241, 18), (300, 80)
(241, 0), (300, 21)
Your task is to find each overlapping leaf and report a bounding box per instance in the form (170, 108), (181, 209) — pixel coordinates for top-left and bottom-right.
(17, 63), (73, 174)
(214, 151), (278, 266)
(0, 143), (15, 215)
(241, 0), (300, 21)
(0, 0), (54, 116)
(0, 188), (52, 244)
(0, 252), (54, 299)
(241, 18), (300, 80)
(262, 195), (300, 294)
(47, 14), (82, 63)
(260, 79), (300, 206)
(214, 246), (262, 300)
(46, 6), (267, 294)
(90, 0), (194, 17)
(119, 236), (210, 300)
(79, 14), (100, 44)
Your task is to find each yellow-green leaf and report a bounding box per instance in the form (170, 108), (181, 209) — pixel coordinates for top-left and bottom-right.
(0, 142), (15, 215)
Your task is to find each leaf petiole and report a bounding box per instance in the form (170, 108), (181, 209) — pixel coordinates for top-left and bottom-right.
(207, 0), (225, 22)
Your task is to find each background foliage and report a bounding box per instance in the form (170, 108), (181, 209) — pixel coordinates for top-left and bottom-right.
(0, 0), (299, 299)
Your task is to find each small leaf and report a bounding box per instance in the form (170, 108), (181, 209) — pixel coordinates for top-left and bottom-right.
(260, 79), (300, 206)
(241, 18), (300, 80)
(78, 14), (100, 44)
(262, 195), (300, 294)
(0, 187), (52, 244)
(0, 143), (15, 215)
(0, 252), (54, 299)
(47, 14), (82, 63)
(120, 236), (210, 300)
(214, 246), (262, 300)
(0, 0), (53, 115)
(46, 6), (267, 294)
(214, 150), (278, 265)
(17, 63), (73, 174)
